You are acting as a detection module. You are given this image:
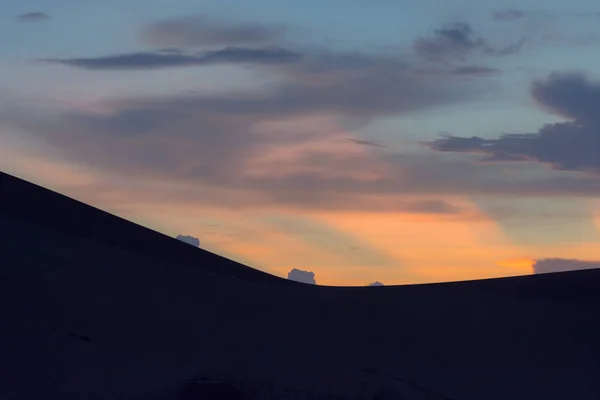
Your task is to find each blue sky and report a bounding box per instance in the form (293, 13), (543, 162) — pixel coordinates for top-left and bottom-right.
(3, 0), (600, 285)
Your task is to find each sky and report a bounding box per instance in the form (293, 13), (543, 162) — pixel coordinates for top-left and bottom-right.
(3, 0), (600, 285)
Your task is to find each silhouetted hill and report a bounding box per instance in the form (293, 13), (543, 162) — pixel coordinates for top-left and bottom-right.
(1, 170), (600, 399)
(0, 171), (290, 285)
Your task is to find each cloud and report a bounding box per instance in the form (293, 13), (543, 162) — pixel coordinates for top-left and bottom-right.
(451, 65), (501, 76)
(400, 200), (462, 214)
(287, 268), (316, 284)
(531, 72), (600, 123)
(413, 22), (524, 63)
(413, 23), (486, 62)
(347, 138), (387, 148)
(176, 234), (200, 247)
(40, 47), (302, 70)
(492, 9), (525, 21)
(16, 12), (50, 22)
(368, 281), (385, 286)
(426, 72), (600, 173)
(27, 49), (478, 124)
(533, 258), (600, 274)
(139, 16), (284, 47)
(494, 39), (527, 56)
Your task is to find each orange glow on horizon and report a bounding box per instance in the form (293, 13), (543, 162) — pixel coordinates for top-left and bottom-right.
(496, 257), (536, 274)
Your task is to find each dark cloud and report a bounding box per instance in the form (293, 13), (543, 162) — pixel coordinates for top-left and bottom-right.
(427, 72), (600, 173)
(140, 16), (284, 47)
(492, 9), (525, 21)
(533, 258), (600, 274)
(451, 65), (501, 76)
(287, 269), (316, 284)
(368, 281), (385, 286)
(39, 47), (302, 70)
(16, 12), (50, 22)
(413, 22), (525, 63)
(176, 234), (200, 247)
(413, 23), (485, 62)
(531, 72), (600, 123)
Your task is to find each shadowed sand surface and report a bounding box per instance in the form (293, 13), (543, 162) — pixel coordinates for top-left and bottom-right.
(1, 171), (600, 399)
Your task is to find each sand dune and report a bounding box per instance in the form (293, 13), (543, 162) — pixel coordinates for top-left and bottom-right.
(1, 171), (600, 399)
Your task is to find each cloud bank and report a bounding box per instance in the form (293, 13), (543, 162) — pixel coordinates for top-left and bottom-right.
(40, 47), (302, 70)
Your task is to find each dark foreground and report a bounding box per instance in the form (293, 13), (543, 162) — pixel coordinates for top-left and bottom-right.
(1, 171), (600, 399)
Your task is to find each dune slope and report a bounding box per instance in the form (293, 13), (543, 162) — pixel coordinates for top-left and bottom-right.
(1, 171), (600, 399)
(0, 172), (287, 285)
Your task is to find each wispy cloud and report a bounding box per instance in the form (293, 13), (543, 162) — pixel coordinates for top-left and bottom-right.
(413, 23), (487, 62)
(400, 200), (463, 214)
(347, 138), (387, 148)
(451, 65), (501, 76)
(413, 22), (525, 64)
(139, 16), (285, 47)
(39, 47), (302, 70)
(16, 12), (50, 22)
(492, 9), (525, 22)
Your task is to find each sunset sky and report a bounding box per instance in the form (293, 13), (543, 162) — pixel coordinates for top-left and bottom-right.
(3, 0), (600, 285)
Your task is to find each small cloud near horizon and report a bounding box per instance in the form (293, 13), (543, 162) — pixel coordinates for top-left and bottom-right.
(287, 268), (317, 284)
(176, 234), (200, 247)
(533, 258), (600, 274)
(368, 281), (385, 286)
